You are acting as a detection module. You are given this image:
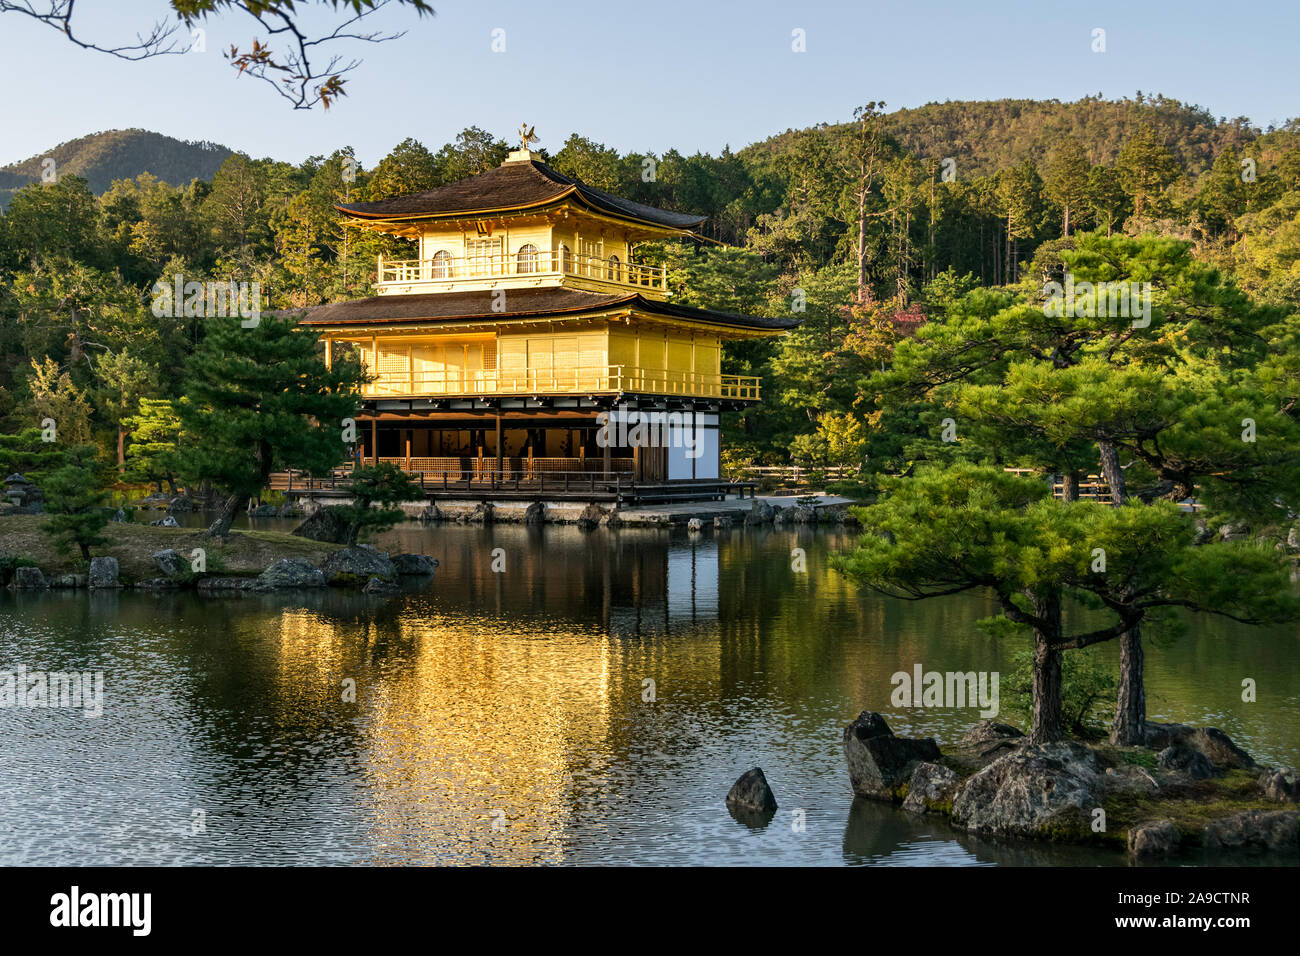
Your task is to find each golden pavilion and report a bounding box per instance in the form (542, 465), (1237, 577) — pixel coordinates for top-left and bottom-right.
(294, 139), (797, 502)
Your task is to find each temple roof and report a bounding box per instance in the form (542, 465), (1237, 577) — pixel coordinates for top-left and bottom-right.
(289, 286), (800, 333)
(335, 159), (707, 230)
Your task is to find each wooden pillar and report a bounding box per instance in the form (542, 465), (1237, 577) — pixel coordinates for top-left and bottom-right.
(495, 415), (503, 476)
(603, 427), (611, 478)
(370, 418), (378, 466)
(404, 433), (411, 472)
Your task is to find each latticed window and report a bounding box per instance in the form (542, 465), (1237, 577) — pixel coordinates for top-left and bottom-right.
(516, 243), (539, 274)
(466, 238), (502, 276)
(579, 239), (601, 276)
(482, 341), (498, 370)
(607, 255), (621, 282)
(559, 243), (573, 273)
(430, 250), (452, 279)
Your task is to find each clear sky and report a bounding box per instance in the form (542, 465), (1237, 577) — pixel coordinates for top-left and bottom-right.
(0, 0), (1296, 169)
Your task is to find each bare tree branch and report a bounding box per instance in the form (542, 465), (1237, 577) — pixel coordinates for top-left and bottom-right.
(0, 0), (188, 59)
(0, 0), (435, 110)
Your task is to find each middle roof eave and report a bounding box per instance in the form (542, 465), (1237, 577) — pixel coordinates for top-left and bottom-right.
(285, 286), (800, 333)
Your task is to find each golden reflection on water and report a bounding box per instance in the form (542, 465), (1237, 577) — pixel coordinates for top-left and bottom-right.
(250, 526), (1300, 865)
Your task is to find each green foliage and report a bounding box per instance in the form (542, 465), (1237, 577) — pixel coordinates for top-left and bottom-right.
(0, 428), (65, 479)
(40, 445), (110, 560)
(1004, 646), (1116, 737)
(123, 397), (183, 492)
(177, 313), (366, 532)
(1, 101), (1298, 510)
(333, 463), (422, 545)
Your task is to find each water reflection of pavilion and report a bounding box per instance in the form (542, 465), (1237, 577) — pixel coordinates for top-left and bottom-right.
(382, 525), (721, 638)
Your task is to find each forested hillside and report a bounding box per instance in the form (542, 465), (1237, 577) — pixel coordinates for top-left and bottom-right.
(1, 95), (1297, 476)
(0, 129), (232, 208)
(749, 94), (1257, 179)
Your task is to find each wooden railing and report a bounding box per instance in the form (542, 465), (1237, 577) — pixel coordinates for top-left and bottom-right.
(270, 466), (752, 504)
(376, 250), (666, 291)
(363, 364), (761, 401)
(375, 456), (635, 479)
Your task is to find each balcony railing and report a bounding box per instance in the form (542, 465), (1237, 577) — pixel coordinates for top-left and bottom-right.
(376, 250), (666, 292)
(361, 364), (760, 401)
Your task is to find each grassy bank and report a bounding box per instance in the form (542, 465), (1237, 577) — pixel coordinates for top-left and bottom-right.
(0, 514), (341, 583)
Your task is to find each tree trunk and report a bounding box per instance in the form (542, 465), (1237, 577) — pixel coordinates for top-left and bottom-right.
(1097, 440), (1127, 506)
(206, 493), (247, 537)
(117, 426), (126, 468)
(857, 187), (867, 296)
(1111, 624), (1146, 745)
(1027, 589), (1065, 744)
(1096, 440), (1147, 744)
(1030, 629), (1065, 745)
(1061, 470), (1079, 502)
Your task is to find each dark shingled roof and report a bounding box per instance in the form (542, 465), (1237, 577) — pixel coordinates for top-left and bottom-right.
(288, 286), (800, 333)
(336, 159), (707, 230)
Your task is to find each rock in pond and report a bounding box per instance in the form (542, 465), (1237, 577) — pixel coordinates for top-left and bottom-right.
(1261, 768), (1300, 803)
(88, 557), (121, 589)
(149, 515), (179, 528)
(1145, 722), (1255, 770)
(136, 577), (183, 591)
(256, 558), (325, 590)
(576, 503), (605, 531)
(10, 566), (46, 589)
(1202, 810), (1300, 852)
(725, 767), (778, 814)
(1157, 743), (1216, 780)
(392, 553), (438, 576)
(901, 762), (958, 814)
(960, 721), (1025, 747)
(152, 548), (185, 577)
(523, 501), (546, 525)
(458, 502), (494, 525)
(843, 711), (942, 800)
(292, 506), (350, 544)
(363, 576), (402, 595)
(320, 546), (396, 585)
(949, 742), (1099, 838)
(1128, 820), (1180, 860)
(196, 577), (258, 593)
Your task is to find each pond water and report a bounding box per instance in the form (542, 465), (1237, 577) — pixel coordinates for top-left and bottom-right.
(1, 519), (1296, 865)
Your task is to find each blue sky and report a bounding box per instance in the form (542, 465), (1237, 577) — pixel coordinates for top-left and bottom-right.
(0, 0), (1296, 168)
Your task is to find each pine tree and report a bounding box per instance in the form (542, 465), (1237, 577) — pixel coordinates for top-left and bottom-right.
(123, 397), (183, 494)
(178, 313), (366, 536)
(40, 445), (110, 561)
(835, 464), (1296, 743)
(1117, 125), (1181, 219)
(861, 234), (1300, 743)
(333, 463), (423, 546)
(1043, 137), (1091, 236)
